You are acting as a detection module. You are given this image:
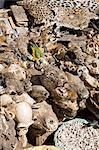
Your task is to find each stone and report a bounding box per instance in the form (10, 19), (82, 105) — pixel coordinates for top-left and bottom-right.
(10, 5), (28, 27)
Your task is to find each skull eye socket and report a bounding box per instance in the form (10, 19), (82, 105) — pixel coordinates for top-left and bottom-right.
(33, 118), (37, 121)
(89, 43), (93, 47)
(92, 62), (97, 68)
(49, 120), (54, 124)
(50, 72), (54, 76)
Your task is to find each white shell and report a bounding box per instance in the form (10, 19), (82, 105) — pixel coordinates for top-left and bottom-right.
(8, 64), (26, 80)
(0, 94), (13, 106)
(16, 101), (33, 127)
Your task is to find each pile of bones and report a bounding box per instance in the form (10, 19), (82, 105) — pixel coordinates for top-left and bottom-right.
(0, 0), (99, 149)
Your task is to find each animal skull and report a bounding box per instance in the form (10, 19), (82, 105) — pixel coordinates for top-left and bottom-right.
(77, 66), (99, 88)
(30, 85), (49, 102)
(15, 101), (33, 147)
(85, 55), (99, 75)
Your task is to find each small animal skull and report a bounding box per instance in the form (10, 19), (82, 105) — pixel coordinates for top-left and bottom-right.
(15, 101), (33, 147)
(77, 66), (99, 88)
(32, 101), (59, 132)
(30, 85), (50, 102)
(85, 55), (99, 75)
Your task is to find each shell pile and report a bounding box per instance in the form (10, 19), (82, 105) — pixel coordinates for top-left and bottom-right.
(0, 0), (99, 150)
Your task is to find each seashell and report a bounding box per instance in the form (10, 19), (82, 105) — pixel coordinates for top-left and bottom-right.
(16, 101), (33, 127)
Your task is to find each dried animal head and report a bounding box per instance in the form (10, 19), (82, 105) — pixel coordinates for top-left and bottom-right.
(40, 65), (68, 91)
(77, 66), (99, 88)
(65, 71), (89, 99)
(40, 65), (80, 118)
(52, 84), (79, 118)
(85, 41), (99, 57)
(63, 61), (77, 73)
(85, 55), (99, 75)
(55, 85), (78, 101)
(32, 101), (58, 132)
(30, 85), (49, 102)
